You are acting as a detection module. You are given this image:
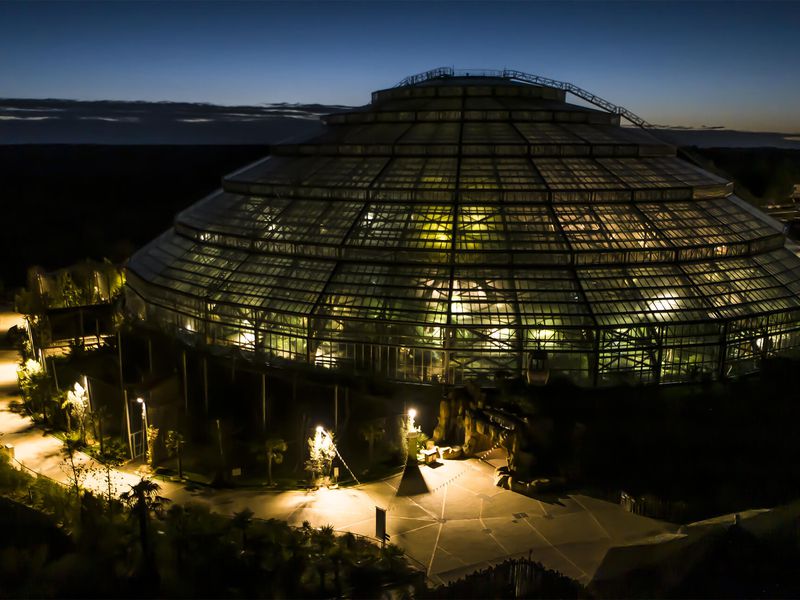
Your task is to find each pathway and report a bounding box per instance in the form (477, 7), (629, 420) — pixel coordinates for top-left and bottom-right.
(0, 310), (678, 586)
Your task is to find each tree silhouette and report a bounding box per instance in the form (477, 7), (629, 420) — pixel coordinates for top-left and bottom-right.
(359, 418), (386, 466)
(120, 477), (169, 571)
(231, 507), (254, 549)
(265, 438), (287, 486)
(60, 437), (92, 502)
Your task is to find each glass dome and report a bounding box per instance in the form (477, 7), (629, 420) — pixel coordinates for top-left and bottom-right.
(125, 71), (800, 386)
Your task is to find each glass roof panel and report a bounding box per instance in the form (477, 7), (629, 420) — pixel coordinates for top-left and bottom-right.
(535, 158), (624, 189)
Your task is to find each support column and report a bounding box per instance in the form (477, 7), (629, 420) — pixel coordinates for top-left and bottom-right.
(181, 350), (189, 414)
(261, 372), (267, 431)
(334, 384), (339, 432)
(50, 356), (60, 392)
(117, 329), (128, 453)
(123, 389), (133, 459)
(203, 357), (209, 413)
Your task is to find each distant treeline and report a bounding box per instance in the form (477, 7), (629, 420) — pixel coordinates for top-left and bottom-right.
(1, 145), (799, 293)
(0, 145), (270, 291)
(692, 147), (800, 203)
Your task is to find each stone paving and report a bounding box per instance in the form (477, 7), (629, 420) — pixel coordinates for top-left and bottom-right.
(0, 311), (680, 586)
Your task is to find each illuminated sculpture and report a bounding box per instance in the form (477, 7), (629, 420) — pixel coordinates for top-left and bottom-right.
(126, 69), (800, 386)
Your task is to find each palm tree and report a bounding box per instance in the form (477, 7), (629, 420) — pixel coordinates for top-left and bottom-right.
(359, 418), (386, 466)
(165, 504), (190, 571)
(265, 438), (287, 486)
(231, 507), (254, 549)
(313, 524), (337, 595)
(379, 542), (408, 577)
(120, 477), (170, 567)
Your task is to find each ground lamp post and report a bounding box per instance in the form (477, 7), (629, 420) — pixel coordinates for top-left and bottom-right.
(397, 407), (429, 495)
(310, 425), (335, 486)
(407, 408), (419, 464)
(136, 397), (149, 432)
(311, 425), (358, 486)
(136, 396), (149, 461)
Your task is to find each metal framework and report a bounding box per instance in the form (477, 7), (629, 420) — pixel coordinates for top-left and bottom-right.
(395, 67), (652, 128)
(125, 72), (800, 387)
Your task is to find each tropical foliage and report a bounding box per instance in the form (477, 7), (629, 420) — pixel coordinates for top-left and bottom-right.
(305, 429), (336, 487)
(0, 455), (421, 598)
(264, 437), (287, 486)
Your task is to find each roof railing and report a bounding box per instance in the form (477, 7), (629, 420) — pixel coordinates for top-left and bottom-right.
(394, 67), (652, 129)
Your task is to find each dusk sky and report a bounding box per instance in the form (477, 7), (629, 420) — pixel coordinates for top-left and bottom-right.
(2, 0), (799, 132)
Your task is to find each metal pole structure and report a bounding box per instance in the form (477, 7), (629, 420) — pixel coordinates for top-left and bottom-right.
(181, 350), (189, 414)
(141, 400), (149, 435)
(203, 356), (209, 413)
(117, 329), (127, 443)
(261, 372), (267, 431)
(334, 384), (339, 432)
(50, 356), (60, 392)
(147, 337), (153, 373)
(84, 375), (92, 413)
(123, 389), (133, 459)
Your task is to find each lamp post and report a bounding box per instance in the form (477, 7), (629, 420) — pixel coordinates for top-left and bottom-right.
(136, 396), (151, 463)
(136, 397), (148, 434)
(407, 408), (417, 432)
(311, 425), (359, 486)
(406, 408), (419, 463)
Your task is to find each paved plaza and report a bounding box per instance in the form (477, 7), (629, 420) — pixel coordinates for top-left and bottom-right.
(1, 310), (682, 586)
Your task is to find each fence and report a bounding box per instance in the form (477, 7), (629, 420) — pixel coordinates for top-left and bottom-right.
(430, 556), (583, 599)
(620, 490), (690, 523)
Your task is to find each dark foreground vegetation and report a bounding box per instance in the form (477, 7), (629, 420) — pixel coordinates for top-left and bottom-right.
(692, 147), (800, 204)
(0, 145), (270, 291)
(0, 456), (419, 598)
(486, 356), (800, 524)
(2, 145), (800, 295)
(425, 557), (585, 599)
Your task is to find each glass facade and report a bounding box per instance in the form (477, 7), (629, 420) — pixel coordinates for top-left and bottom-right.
(126, 76), (800, 386)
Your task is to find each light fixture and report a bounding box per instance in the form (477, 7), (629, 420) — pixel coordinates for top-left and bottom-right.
(408, 408), (417, 432)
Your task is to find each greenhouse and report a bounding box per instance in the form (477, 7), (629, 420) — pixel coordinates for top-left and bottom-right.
(125, 68), (800, 386)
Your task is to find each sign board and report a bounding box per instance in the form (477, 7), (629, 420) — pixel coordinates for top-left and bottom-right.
(231, 467), (242, 477)
(375, 506), (387, 546)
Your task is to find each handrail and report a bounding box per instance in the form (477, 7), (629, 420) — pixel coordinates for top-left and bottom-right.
(394, 67), (652, 129)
